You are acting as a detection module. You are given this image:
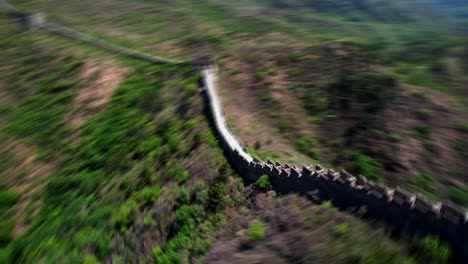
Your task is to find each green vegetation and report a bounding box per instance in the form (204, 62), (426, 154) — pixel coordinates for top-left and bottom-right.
(1, 0), (466, 262)
(208, 183), (229, 209)
(409, 173), (437, 201)
(416, 124), (432, 136)
(414, 235), (451, 263)
(8, 0), (468, 204)
(0, 19), (239, 262)
(255, 175), (271, 191)
(353, 152), (384, 183)
(449, 187), (468, 206)
(212, 195), (419, 264)
(296, 137), (318, 159)
(455, 122), (468, 133)
(0, 189), (19, 247)
(331, 223), (349, 237)
(246, 146), (281, 161)
(329, 73), (396, 113)
(247, 220), (266, 241)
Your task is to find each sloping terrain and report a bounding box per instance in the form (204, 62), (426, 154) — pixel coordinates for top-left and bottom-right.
(0, 16), (238, 262)
(218, 41), (468, 203)
(0, 14), (441, 263)
(202, 194), (414, 264)
(1, 0), (467, 263)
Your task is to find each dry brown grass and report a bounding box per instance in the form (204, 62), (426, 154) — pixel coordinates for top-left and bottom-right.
(202, 193), (411, 264)
(217, 41), (468, 201)
(70, 59), (128, 126)
(2, 139), (56, 235)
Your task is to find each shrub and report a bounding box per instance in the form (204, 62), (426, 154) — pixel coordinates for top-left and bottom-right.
(411, 173), (435, 192)
(303, 88), (328, 113)
(411, 90), (429, 100)
(279, 121), (289, 131)
(314, 215), (324, 223)
(112, 199), (139, 231)
(417, 108), (432, 120)
(184, 83), (197, 96)
(134, 186), (162, 205)
(255, 175), (271, 191)
(0, 191), (20, 208)
(83, 255), (102, 264)
(143, 214), (154, 226)
(167, 133), (183, 154)
(388, 133), (401, 142)
(177, 187), (191, 205)
(455, 122), (468, 133)
(353, 152), (384, 182)
(296, 137), (318, 159)
(176, 205), (205, 227)
(416, 236), (451, 263)
(329, 73), (396, 112)
(331, 223), (349, 237)
(319, 201), (338, 212)
(449, 187), (468, 205)
(152, 246), (182, 264)
(415, 124), (432, 136)
(260, 93), (273, 103)
(193, 180), (209, 204)
(247, 220), (266, 241)
(84, 206), (114, 226)
(0, 225), (13, 246)
(254, 141), (261, 150)
(451, 139), (467, 158)
(167, 165), (189, 183)
(423, 139), (437, 153)
(137, 136), (162, 155)
(208, 183), (228, 209)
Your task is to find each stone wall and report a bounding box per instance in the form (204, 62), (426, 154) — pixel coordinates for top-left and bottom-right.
(201, 68), (468, 262)
(40, 22), (186, 65)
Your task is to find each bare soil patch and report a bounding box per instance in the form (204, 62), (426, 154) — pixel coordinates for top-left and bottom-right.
(71, 59), (128, 126)
(2, 140), (56, 235)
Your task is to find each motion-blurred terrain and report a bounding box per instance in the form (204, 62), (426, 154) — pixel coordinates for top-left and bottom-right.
(0, 0), (467, 263)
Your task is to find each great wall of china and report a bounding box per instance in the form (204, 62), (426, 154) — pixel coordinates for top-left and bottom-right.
(2, 5), (468, 261)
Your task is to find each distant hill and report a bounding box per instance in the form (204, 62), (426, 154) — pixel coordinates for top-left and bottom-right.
(258, 0), (446, 22)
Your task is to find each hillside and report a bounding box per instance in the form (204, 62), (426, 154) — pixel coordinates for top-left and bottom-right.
(0, 14), (444, 263)
(1, 0), (467, 263)
(218, 40), (468, 204)
(0, 16), (236, 262)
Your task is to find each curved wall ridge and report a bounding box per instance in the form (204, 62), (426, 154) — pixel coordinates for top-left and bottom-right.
(203, 68), (253, 163)
(201, 69), (468, 261)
